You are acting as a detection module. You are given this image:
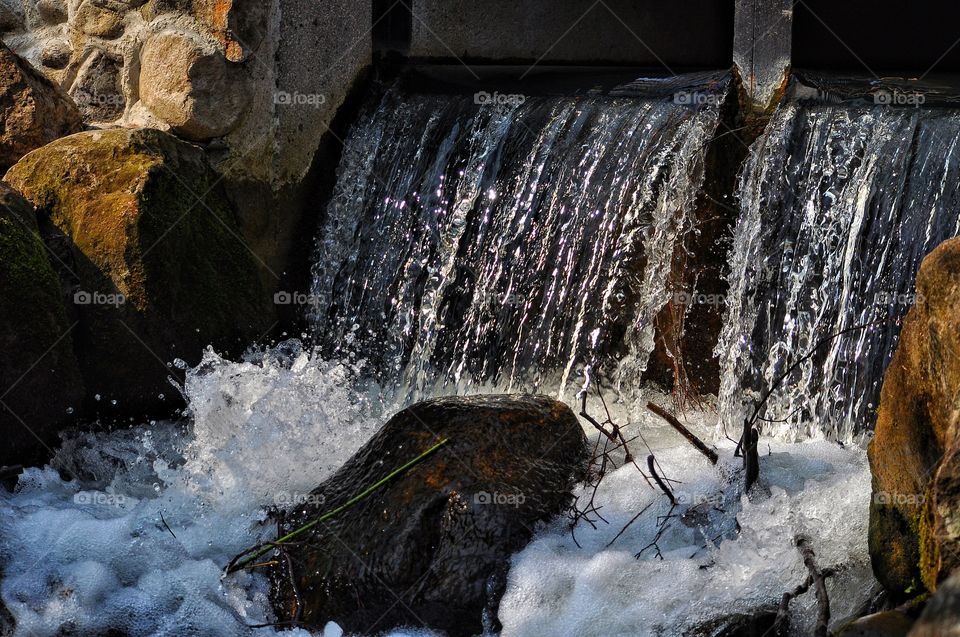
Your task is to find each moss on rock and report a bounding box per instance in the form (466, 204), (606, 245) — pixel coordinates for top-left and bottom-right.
(0, 181), (83, 466)
(4, 128), (275, 418)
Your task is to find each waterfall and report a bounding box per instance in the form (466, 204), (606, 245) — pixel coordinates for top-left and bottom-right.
(718, 79), (960, 442)
(310, 74), (726, 400)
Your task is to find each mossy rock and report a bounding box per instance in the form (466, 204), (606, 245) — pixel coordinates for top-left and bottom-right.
(4, 128), (275, 418)
(0, 181), (83, 466)
(869, 236), (960, 597)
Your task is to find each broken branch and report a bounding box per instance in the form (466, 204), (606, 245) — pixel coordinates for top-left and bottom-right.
(646, 402), (718, 465)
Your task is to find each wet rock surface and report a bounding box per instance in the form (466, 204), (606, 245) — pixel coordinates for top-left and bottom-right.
(4, 128), (274, 419)
(269, 394), (589, 637)
(869, 236), (960, 595)
(0, 42), (82, 171)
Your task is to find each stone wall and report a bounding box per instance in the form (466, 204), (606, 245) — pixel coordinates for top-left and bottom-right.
(0, 0), (371, 187)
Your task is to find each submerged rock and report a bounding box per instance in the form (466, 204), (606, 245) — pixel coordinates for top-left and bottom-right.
(0, 42), (83, 171)
(0, 182), (83, 466)
(269, 394), (589, 637)
(4, 128), (275, 418)
(869, 236), (960, 595)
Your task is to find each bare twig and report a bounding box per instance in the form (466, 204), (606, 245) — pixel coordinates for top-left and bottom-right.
(647, 455), (676, 505)
(798, 537), (831, 637)
(772, 536), (834, 636)
(647, 402), (718, 464)
(159, 511), (177, 539)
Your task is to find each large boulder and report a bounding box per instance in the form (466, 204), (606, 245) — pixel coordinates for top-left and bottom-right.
(4, 128), (275, 418)
(869, 236), (960, 596)
(268, 394), (589, 637)
(0, 182), (83, 466)
(0, 42), (82, 171)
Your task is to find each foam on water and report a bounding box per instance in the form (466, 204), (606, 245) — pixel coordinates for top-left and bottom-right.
(499, 421), (875, 637)
(1, 348), (874, 636)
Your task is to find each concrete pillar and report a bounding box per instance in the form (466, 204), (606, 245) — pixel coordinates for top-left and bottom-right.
(734, 0), (793, 115)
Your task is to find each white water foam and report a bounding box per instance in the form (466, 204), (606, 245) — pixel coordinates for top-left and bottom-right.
(1, 346), (875, 636)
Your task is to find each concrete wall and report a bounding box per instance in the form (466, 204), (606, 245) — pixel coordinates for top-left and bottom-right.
(408, 0), (733, 69)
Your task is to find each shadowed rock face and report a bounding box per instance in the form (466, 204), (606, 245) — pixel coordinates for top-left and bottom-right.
(270, 394), (589, 637)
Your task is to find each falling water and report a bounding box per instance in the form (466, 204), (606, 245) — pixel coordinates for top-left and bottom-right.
(718, 80), (960, 441)
(310, 75), (726, 401)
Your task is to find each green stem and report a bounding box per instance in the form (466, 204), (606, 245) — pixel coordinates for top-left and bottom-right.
(228, 438), (449, 573)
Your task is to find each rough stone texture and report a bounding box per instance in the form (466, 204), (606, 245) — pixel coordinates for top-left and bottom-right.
(408, 0), (733, 66)
(3, 0), (371, 299)
(869, 236), (960, 596)
(139, 28), (247, 140)
(4, 128), (275, 418)
(909, 571), (960, 636)
(69, 49), (125, 122)
(190, 0), (268, 63)
(0, 41), (82, 171)
(270, 394), (589, 637)
(1, 0), (371, 184)
(0, 181), (84, 467)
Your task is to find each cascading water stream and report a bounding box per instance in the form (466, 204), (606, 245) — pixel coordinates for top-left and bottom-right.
(718, 80), (960, 442)
(309, 77), (725, 401)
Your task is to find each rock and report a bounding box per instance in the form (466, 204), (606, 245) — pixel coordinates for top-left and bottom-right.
(36, 0), (67, 25)
(869, 236), (960, 596)
(138, 29), (248, 141)
(4, 128), (275, 418)
(838, 610), (918, 637)
(0, 182), (84, 467)
(0, 3), (23, 32)
(40, 41), (72, 69)
(683, 608), (778, 637)
(191, 0), (269, 62)
(0, 42), (83, 171)
(268, 395), (589, 637)
(68, 50), (125, 122)
(909, 571), (960, 636)
(73, 1), (125, 38)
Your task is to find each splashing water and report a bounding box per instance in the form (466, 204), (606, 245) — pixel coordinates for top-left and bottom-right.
(718, 91), (960, 442)
(310, 81), (723, 402)
(0, 346), (382, 637)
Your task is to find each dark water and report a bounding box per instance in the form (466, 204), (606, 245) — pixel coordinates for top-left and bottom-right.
(719, 92), (960, 441)
(310, 80), (724, 399)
